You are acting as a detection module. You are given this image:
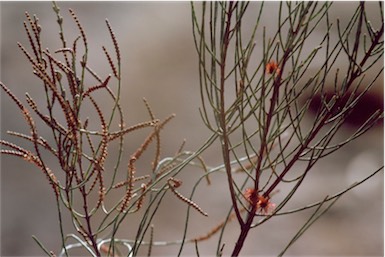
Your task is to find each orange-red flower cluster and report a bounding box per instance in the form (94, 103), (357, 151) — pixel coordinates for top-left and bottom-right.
(244, 188), (276, 214)
(265, 60), (280, 76)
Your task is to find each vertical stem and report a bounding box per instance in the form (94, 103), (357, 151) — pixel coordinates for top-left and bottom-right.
(231, 204), (257, 256)
(231, 64), (286, 257)
(81, 186), (100, 256)
(218, 1), (244, 226)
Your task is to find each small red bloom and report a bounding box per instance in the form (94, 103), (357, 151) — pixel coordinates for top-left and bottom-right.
(244, 188), (276, 214)
(265, 60), (280, 75)
(244, 188), (259, 205)
(257, 195), (276, 214)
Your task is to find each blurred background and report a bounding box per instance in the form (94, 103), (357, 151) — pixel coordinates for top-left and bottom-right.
(1, 2), (383, 256)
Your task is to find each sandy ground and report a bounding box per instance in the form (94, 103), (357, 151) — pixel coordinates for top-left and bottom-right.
(1, 2), (383, 256)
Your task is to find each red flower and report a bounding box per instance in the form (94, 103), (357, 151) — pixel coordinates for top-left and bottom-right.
(244, 188), (276, 214)
(265, 60), (280, 76)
